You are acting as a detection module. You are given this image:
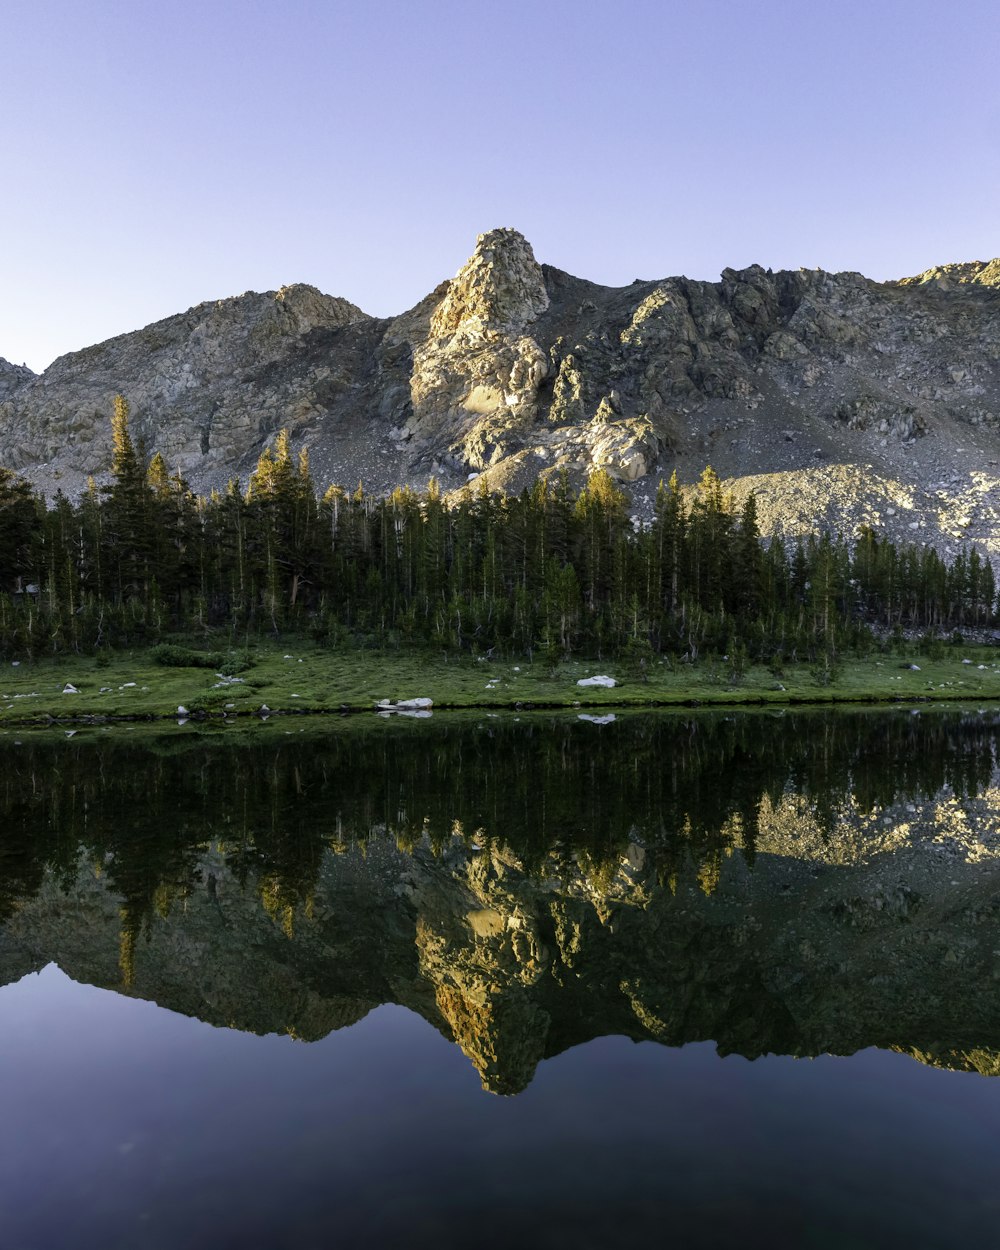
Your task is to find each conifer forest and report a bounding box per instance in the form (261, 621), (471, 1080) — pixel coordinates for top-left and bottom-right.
(0, 400), (996, 663)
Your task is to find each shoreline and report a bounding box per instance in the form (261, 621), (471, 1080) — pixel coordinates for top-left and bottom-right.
(2, 643), (999, 729)
(3, 689), (1000, 732)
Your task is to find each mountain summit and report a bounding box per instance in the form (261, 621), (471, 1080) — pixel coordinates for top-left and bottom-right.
(429, 227), (549, 340)
(1, 232), (999, 555)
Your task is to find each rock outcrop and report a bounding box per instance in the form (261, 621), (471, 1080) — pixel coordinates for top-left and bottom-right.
(0, 356), (35, 401)
(406, 228), (552, 467)
(2, 229), (1000, 555)
(897, 258), (1000, 289)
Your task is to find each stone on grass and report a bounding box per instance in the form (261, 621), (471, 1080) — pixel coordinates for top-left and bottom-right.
(376, 697), (433, 712)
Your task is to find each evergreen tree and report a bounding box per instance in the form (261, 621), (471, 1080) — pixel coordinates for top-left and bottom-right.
(0, 467), (39, 592)
(103, 394), (155, 613)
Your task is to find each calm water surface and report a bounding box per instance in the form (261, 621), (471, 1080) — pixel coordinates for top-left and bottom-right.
(1, 709), (1000, 1249)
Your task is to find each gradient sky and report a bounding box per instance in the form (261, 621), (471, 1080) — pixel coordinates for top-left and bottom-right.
(2, 0), (997, 372)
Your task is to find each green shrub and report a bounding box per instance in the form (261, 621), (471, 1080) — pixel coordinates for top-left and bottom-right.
(150, 643), (225, 669)
(219, 651), (253, 675)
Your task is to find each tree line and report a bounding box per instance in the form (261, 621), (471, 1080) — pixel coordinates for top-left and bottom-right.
(0, 398), (996, 661)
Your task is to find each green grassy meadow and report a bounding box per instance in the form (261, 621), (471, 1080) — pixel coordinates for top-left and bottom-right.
(1, 642), (999, 726)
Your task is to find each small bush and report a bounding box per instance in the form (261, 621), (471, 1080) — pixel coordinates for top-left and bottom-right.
(194, 688), (233, 708)
(811, 648), (842, 686)
(150, 644), (225, 669)
(219, 651), (253, 675)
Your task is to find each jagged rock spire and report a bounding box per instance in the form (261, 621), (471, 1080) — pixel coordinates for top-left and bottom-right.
(429, 228), (550, 342)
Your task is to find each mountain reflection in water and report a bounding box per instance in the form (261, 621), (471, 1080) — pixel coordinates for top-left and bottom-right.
(2, 708), (1000, 1094)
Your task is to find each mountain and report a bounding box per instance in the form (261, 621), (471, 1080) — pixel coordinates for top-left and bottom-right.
(2, 229), (999, 556)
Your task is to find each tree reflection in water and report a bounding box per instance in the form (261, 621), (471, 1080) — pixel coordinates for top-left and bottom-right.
(1, 707), (999, 1091)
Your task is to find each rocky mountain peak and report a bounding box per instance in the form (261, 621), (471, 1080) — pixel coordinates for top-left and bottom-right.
(429, 227), (550, 342)
(272, 283), (370, 334)
(0, 357), (36, 402)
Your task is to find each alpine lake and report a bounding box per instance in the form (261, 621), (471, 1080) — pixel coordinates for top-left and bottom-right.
(2, 706), (1000, 1249)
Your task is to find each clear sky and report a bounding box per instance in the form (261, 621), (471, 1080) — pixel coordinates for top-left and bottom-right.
(2, 0), (997, 372)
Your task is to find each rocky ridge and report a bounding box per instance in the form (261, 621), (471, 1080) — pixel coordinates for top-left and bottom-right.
(2, 230), (1000, 556)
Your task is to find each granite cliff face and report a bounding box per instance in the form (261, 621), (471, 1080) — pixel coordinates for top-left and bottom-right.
(2, 229), (999, 554)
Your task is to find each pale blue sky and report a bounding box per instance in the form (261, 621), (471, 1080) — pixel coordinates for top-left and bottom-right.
(2, 0), (997, 371)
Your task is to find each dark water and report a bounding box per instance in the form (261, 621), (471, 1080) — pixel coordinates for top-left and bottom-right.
(2, 709), (1000, 1249)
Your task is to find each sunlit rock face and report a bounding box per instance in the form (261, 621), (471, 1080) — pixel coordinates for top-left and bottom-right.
(428, 227), (550, 342)
(407, 229), (553, 470)
(1, 234), (1000, 553)
(897, 259), (1000, 290)
(3, 713), (1000, 1095)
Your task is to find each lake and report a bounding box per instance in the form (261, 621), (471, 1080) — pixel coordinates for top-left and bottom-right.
(2, 709), (1000, 1249)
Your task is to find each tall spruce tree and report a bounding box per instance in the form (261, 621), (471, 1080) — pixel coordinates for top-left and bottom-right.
(0, 467), (38, 593)
(103, 394), (155, 612)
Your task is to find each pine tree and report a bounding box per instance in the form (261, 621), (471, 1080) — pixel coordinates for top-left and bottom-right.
(732, 492), (762, 618)
(110, 394), (141, 485)
(103, 395), (155, 617)
(0, 466), (39, 593)
(687, 466), (733, 614)
(653, 471), (686, 617)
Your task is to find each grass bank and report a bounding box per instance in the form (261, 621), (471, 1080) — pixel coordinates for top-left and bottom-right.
(1, 643), (999, 726)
